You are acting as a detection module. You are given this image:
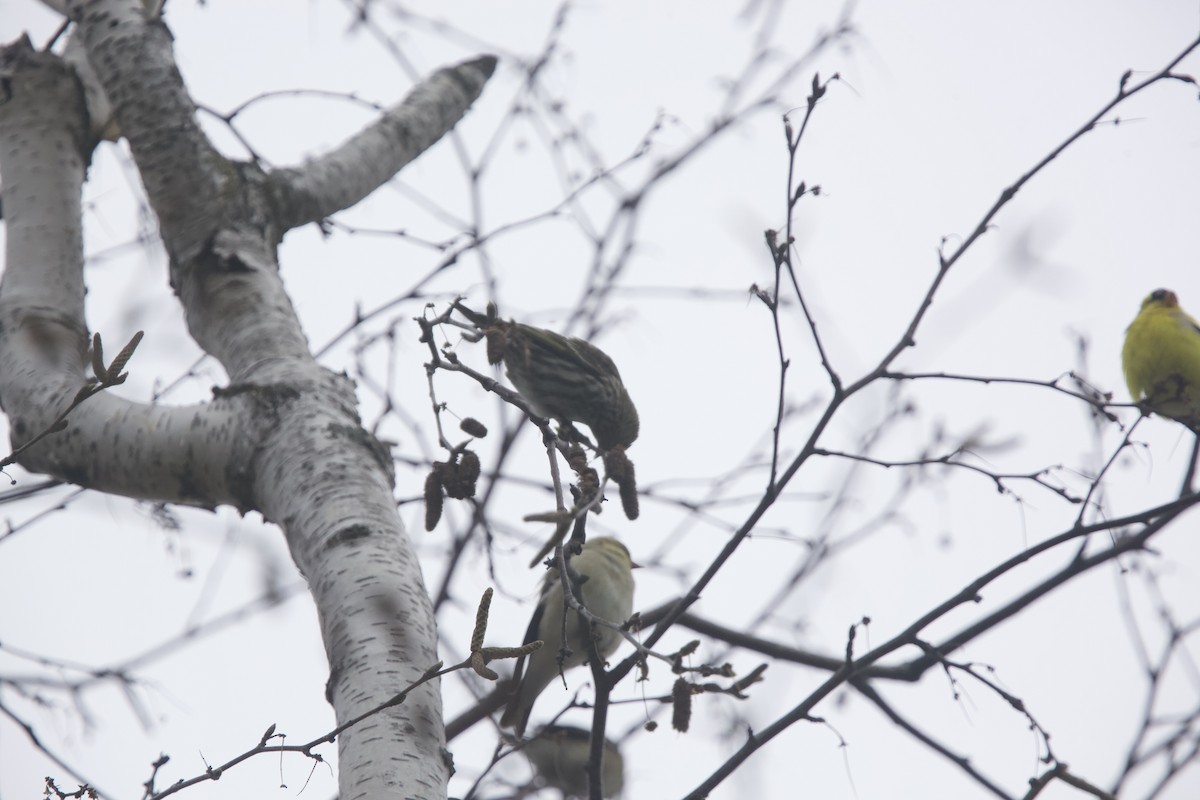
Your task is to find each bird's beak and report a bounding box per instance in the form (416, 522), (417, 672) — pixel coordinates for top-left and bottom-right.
(630, 560), (642, 569)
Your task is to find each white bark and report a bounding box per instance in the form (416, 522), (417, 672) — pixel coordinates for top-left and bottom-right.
(0, 2), (496, 796)
(271, 55), (498, 230)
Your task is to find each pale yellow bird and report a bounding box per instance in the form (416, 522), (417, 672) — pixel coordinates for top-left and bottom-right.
(501, 537), (637, 736)
(1122, 288), (1200, 430)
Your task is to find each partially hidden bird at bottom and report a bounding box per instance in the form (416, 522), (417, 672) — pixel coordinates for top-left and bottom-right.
(523, 725), (624, 799)
(501, 537), (637, 736)
(1122, 288), (1200, 430)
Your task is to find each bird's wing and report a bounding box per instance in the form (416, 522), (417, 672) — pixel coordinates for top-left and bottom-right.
(567, 337), (623, 380)
(510, 571), (557, 688)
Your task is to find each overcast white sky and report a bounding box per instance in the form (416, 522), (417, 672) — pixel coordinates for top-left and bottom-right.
(3, 1), (1200, 799)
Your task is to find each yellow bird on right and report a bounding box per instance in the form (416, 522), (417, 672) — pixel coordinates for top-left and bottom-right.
(500, 537), (637, 737)
(1122, 288), (1200, 430)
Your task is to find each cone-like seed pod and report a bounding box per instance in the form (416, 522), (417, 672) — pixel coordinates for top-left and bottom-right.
(672, 677), (692, 733)
(460, 417), (488, 438)
(437, 450), (481, 500)
(456, 450), (481, 495)
(424, 471), (444, 531)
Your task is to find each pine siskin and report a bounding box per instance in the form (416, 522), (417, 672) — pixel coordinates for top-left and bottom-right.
(501, 537), (637, 736)
(523, 725), (625, 799)
(456, 302), (639, 452)
(1122, 288), (1200, 430)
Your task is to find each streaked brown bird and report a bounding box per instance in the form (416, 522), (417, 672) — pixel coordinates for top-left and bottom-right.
(455, 302), (639, 452)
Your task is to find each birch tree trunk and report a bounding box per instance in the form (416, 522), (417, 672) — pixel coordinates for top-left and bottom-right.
(0, 2), (495, 797)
